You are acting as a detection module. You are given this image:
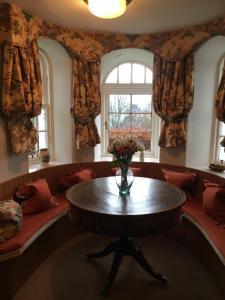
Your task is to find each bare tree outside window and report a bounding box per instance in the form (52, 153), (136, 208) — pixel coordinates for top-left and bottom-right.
(108, 94), (152, 150)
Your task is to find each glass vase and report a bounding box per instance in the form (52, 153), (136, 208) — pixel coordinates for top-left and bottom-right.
(115, 164), (134, 196)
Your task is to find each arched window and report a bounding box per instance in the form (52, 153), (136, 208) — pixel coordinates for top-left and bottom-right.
(101, 61), (159, 159)
(30, 49), (52, 161)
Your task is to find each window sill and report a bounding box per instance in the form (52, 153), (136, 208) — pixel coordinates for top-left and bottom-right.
(186, 164), (225, 179)
(96, 156), (159, 163)
(29, 161), (67, 173)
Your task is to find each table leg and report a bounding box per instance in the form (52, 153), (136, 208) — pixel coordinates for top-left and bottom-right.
(86, 241), (117, 259)
(87, 237), (167, 295)
(101, 250), (123, 296)
(131, 245), (167, 282)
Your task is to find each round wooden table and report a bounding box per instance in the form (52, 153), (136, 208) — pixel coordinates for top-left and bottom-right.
(67, 177), (186, 294)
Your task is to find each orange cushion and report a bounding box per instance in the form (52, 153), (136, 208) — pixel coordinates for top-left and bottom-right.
(162, 169), (196, 189)
(17, 179), (57, 215)
(202, 181), (225, 224)
(111, 167), (142, 176)
(59, 168), (95, 190)
(0, 195), (68, 254)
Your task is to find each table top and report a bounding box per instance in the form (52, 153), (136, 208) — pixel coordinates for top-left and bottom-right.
(66, 177), (186, 217)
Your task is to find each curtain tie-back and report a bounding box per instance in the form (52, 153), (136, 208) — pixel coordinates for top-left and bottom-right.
(74, 114), (96, 126)
(162, 114), (188, 123)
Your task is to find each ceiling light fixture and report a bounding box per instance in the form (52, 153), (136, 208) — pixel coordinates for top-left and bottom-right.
(83, 0), (133, 19)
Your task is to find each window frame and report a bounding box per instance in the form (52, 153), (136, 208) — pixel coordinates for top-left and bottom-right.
(212, 55), (225, 163)
(29, 48), (53, 164)
(214, 119), (225, 163)
(101, 62), (159, 160)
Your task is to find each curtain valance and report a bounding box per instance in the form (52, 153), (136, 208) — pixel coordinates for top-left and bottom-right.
(1, 3), (225, 61)
(1, 2), (225, 152)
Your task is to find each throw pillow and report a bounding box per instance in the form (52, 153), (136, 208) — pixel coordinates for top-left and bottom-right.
(162, 169), (197, 189)
(59, 168), (95, 190)
(75, 169), (95, 182)
(111, 167), (142, 177)
(16, 179), (57, 215)
(0, 199), (23, 243)
(202, 181), (225, 224)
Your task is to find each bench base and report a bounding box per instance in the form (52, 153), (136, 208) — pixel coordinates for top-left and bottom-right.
(0, 215), (83, 300)
(170, 217), (225, 298)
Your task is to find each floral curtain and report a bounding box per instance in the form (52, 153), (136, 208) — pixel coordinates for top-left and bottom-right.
(71, 58), (101, 149)
(215, 60), (225, 146)
(2, 3), (225, 153)
(1, 41), (42, 155)
(153, 53), (194, 148)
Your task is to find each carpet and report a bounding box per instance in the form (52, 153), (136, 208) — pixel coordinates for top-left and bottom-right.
(13, 233), (223, 300)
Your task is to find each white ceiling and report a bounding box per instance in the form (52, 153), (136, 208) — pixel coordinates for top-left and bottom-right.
(2, 0), (225, 34)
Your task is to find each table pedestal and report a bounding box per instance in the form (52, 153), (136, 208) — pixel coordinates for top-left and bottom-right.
(86, 237), (167, 295)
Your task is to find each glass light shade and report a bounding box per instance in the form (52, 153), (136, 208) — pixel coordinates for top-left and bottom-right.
(88, 0), (126, 19)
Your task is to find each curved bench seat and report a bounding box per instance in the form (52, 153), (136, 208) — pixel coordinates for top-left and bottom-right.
(182, 200), (225, 265)
(0, 195), (68, 261)
(0, 161), (224, 299)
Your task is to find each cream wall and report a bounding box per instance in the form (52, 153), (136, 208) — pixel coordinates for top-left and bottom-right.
(0, 119), (28, 183)
(186, 36), (225, 167)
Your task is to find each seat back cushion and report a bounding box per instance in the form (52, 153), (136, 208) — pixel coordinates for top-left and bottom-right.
(202, 181), (225, 224)
(16, 179), (58, 215)
(162, 169), (197, 189)
(59, 168), (95, 191)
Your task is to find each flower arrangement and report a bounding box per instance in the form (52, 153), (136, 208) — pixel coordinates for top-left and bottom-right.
(107, 135), (144, 196)
(107, 135), (144, 165)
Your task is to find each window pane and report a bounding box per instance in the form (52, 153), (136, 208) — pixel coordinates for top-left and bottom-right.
(218, 145), (225, 161)
(130, 129), (151, 151)
(219, 122), (225, 136)
(108, 114), (131, 145)
(108, 113), (130, 129)
(131, 114), (151, 151)
(131, 113), (151, 129)
(106, 67), (117, 83)
(146, 68), (153, 83)
(118, 63), (131, 83)
(38, 132), (48, 149)
(37, 108), (47, 131)
(109, 94), (130, 113)
(132, 63), (145, 83)
(32, 116), (38, 128)
(132, 95), (151, 113)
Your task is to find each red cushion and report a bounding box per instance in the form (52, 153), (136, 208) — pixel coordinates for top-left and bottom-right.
(75, 169), (95, 182)
(202, 181), (225, 223)
(182, 200), (225, 258)
(111, 167), (142, 176)
(20, 179), (57, 215)
(162, 169), (196, 189)
(59, 168), (95, 190)
(0, 195), (68, 254)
